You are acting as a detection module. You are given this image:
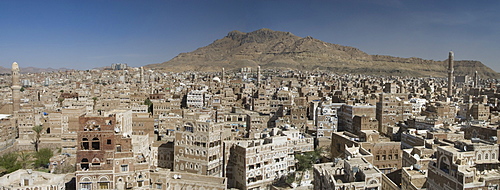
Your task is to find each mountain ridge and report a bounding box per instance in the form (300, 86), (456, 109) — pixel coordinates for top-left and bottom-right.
(0, 66), (71, 74)
(149, 28), (497, 78)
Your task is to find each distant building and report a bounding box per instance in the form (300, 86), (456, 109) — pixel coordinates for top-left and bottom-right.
(111, 63), (128, 70)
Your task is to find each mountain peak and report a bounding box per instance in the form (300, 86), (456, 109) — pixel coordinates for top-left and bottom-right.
(225, 28), (296, 43)
(147, 29), (499, 78)
(227, 30), (245, 39)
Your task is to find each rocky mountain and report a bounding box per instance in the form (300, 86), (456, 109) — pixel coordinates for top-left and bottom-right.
(0, 66), (70, 74)
(146, 28), (499, 78)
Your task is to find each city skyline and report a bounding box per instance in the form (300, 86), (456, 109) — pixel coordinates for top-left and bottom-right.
(1, 0), (499, 72)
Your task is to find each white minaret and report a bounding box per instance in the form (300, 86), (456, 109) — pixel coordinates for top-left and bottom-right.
(140, 66), (144, 84)
(447, 51), (454, 97)
(257, 65), (261, 87)
(11, 62), (21, 113)
(474, 71), (478, 88)
(222, 67), (225, 84)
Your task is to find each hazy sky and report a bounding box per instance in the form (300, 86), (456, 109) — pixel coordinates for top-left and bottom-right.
(1, 0), (499, 72)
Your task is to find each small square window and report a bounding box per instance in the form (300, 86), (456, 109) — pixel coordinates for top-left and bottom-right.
(107, 139), (112, 144)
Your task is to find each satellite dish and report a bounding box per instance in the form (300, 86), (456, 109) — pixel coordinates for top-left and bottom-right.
(410, 165), (414, 170)
(347, 156), (351, 160)
(173, 174), (178, 179)
(464, 146), (467, 151)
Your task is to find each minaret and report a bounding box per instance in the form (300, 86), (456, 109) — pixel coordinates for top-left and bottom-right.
(447, 51), (454, 97)
(11, 62), (21, 113)
(257, 65), (261, 87)
(474, 71), (478, 88)
(221, 67), (225, 84)
(140, 66), (144, 84)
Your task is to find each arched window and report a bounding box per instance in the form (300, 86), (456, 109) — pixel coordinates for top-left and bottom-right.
(92, 158), (101, 166)
(81, 158), (89, 169)
(439, 156), (450, 173)
(82, 138), (89, 150)
(92, 137), (100, 150)
(478, 154), (482, 161)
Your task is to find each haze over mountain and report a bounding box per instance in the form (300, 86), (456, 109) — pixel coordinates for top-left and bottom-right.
(0, 66), (70, 74)
(147, 29), (499, 78)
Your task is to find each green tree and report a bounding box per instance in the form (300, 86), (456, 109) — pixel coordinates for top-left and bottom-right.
(18, 151), (32, 169)
(32, 125), (44, 152)
(294, 148), (322, 171)
(34, 148), (53, 168)
(144, 98), (153, 113)
(92, 97), (98, 110)
(0, 152), (21, 175)
(57, 97), (65, 107)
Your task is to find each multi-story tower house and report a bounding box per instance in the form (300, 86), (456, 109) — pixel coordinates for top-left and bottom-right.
(331, 130), (403, 174)
(315, 103), (343, 139)
(252, 86), (272, 114)
(271, 88), (294, 110)
(376, 93), (411, 136)
(186, 90), (205, 108)
(470, 103), (490, 121)
(0, 114), (16, 150)
(338, 104), (376, 133)
(154, 98), (182, 116)
(246, 112), (271, 139)
(227, 131), (313, 190)
(61, 106), (86, 156)
(313, 157), (392, 190)
(423, 101), (458, 124)
(283, 105), (308, 132)
(16, 106), (38, 151)
(131, 112), (155, 162)
(227, 137), (291, 190)
(173, 119), (230, 177)
(221, 87), (238, 112)
(427, 140), (500, 189)
(76, 109), (150, 190)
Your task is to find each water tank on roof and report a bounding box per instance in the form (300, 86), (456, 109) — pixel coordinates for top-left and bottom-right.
(490, 136), (498, 142)
(413, 164), (422, 170)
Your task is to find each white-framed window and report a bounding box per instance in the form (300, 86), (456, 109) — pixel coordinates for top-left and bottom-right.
(121, 165), (128, 172)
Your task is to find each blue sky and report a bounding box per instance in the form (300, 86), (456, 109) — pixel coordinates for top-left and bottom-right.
(1, 0), (499, 72)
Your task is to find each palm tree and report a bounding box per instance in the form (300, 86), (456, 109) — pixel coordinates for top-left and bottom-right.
(32, 125), (44, 152)
(92, 97), (98, 110)
(18, 151), (32, 169)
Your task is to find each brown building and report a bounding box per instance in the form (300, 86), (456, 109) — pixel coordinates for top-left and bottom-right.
(376, 93), (411, 136)
(76, 110), (151, 190)
(338, 104), (376, 133)
(427, 140), (500, 189)
(173, 120), (230, 177)
(149, 169), (227, 190)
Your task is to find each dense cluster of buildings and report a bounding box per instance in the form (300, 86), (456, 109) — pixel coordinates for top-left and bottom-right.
(0, 52), (499, 190)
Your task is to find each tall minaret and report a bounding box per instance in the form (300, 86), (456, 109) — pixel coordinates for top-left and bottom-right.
(447, 51), (454, 97)
(257, 65), (261, 87)
(221, 67), (225, 84)
(140, 66), (144, 84)
(474, 71), (478, 88)
(11, 62), (21, 113)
